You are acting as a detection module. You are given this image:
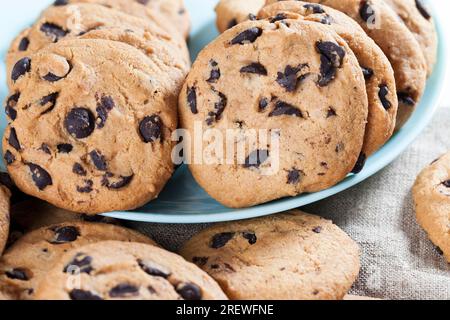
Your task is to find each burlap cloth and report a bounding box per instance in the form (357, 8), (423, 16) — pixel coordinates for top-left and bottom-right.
(128, 107), (450, 300)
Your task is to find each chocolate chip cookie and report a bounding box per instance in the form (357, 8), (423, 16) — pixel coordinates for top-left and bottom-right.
(60, 0), (190, 38)
(0, 184), (11, 255)
(179, 19), (368, 208)
(384, 0), (437, 76)
(259, 1), (397, 160)
(180, 210), (361, 300)
(266, 0), (427, 130)
(413, 152), (450, 262)
(4, 39), (179, 214)
(215, 0), (266, 33)
(0, 222), (156, 299)
(6, 2), (190, 89)
(33, 241), (227, 300)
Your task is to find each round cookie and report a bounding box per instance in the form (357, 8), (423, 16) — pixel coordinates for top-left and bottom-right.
(266, 0), (427, 130)
(33, 241), (227, 300)
(215, 0), (266, 33)
(384, 0), (437, 76)
(259, 1), (397, 160)
(3, 39), (179, 214)
(0, 185), (11, 255)
(179, 19), (368, 208)
(61, 0), (190, 39)
(0, 222), (156, 299)
(6, 2), (190, 88)
(412, 152), (450, 262)
(180, 210), (361, 300)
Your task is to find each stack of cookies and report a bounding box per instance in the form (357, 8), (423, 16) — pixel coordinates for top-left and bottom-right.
(178, 0), (437, 208)
(3, 0), (190, 215)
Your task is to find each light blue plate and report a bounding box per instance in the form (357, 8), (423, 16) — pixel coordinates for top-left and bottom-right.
(0, 0), (447, 223)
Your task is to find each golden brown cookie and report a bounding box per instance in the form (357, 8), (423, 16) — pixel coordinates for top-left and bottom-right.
(0, 222), (156, 299)
(33, 241), (227, 300)
(259, 1), (397, 160)
(0, 186), (11, 255)
(413, 152), (450, 262)
(179, 19), (368, 208)
(180, 210), (360, 300)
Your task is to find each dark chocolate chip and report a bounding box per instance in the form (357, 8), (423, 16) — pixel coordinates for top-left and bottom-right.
(442, 180), (450, 188)
(361, 66), (374, 80)
(227, 18), (238, 30)
(57, 143), (73, 153)
(96, 96), (115, 129)
(11, 57), (31, 81)
(287, 169), (301, 184)
(6, 268), (31, 281)
(73, 163), (87, 176)
(18, 37), (30, 51)
(192, 257), (209, 267)
(242, 232), (257, 245)
(139, 115), (163, 143)
(138, 259), (171, 278)
(211, 232), (235, 249)
(39, 92), (59, 114)
(304, 3), (325, 14)
(397, 92), (416, 106)
(276, 64), (307, 92)
(176, 283), (202, 300)
(40, 22), (68, 42)
(69, 289), (102, 300)
(109, 284), (139, 298)
(207, 60), (221, 83)
(313, 226), (323, 234)
(89, 150), (107, 171)
(40, 143), (51, 154)
(101, 173), (133, 190)
(269, 101), (302, 117)
(8, 128), (21, 151)
(240, 62), (267, 76)
(248, 13), (257, 21)
(5, 93), (20, 121)
(4, 151), (15, 165)
(352, 153), (367, 174)
(77, 180), (93, 193)
(54, 0), (68, 6)
(316, 41), (345, 87)
(65, 107), (95, 139)
(327, 107), (337, 118)
(187, 86), (198, 114)
(270, 13), (287, 23)
(244, 149), (269, 168)
(258, 97), (269, 112)
(42, 73), (62, 82)
(320, 14), (333, 25)
(360, 0), (375, 24)
(435, 246), (444, 256)
(49, 225), (80, 244)
(63, 253), (93, 274)
(416, 0), (431, 20)
(230, 27), (262, 45)
(206, 92), (227, 125)
(378, 84), (392, 110)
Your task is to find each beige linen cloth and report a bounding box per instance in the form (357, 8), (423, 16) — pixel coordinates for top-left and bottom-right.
(130, 108), (450, 300)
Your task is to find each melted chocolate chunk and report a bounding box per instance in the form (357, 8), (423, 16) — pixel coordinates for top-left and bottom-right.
(138, 259), (171, 278)
(54, 0), (68, 6)
(206, 92), (227, 125)
(276, 64), (307, 92)
(176, 283), (202, 300)
(8, 128), (21, 151)
(242, 232), (257, 245)
(187, 86), (198, 114)
(415, 0), (431, 20)
(4, 151), (15, 165)
(442, 180), (450, 188)
(378, 84), (392, 110)
(230, 27), (262, 45)
(89, 150), (107, 171)
(327, 107), (337, 118)
(304, 3), (325, 14)
(65, 108), (95, 139)
(63, 253), (93, 274)
(352, 153), (367, 174)
(316, 41), (345, 87)
(73, 163), (87, 176)
(258, 97), (269, 112)
(11, 57), (31, 81)
(320, 15), (333, 25)
(211, 232), (235, 249)
(269, 101), (302, 117)
(139, 115), (163, 143)
(287, 169), (301, 184)
(248, 13), (257, 21)
(77, 180), (93, 193)
(57, 143), (73, 153)
(397, 92), (415, 106)
(109, 284), (139, 298)
(40, 22), (68, 41)
(270, 13), (287, 23)
(96, 96), (115, 129)
(70, 289), (102, 300)
(5, 93), (20, 121)
(244, 149), (269, 168)
(40, 143), (51, 154)
(207, 60), (221, 83)
(18, 37), (30, 51)
(49, 225), (80, 244)
(40, 92), (59, 114)
(6, 268), (31, 281)
(101, 173), (133, 190)
(361, 66), (374, 80)
(240, 62), (267, 76)
(360, 0), (375, 24)
(313, 226), (322, 234)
